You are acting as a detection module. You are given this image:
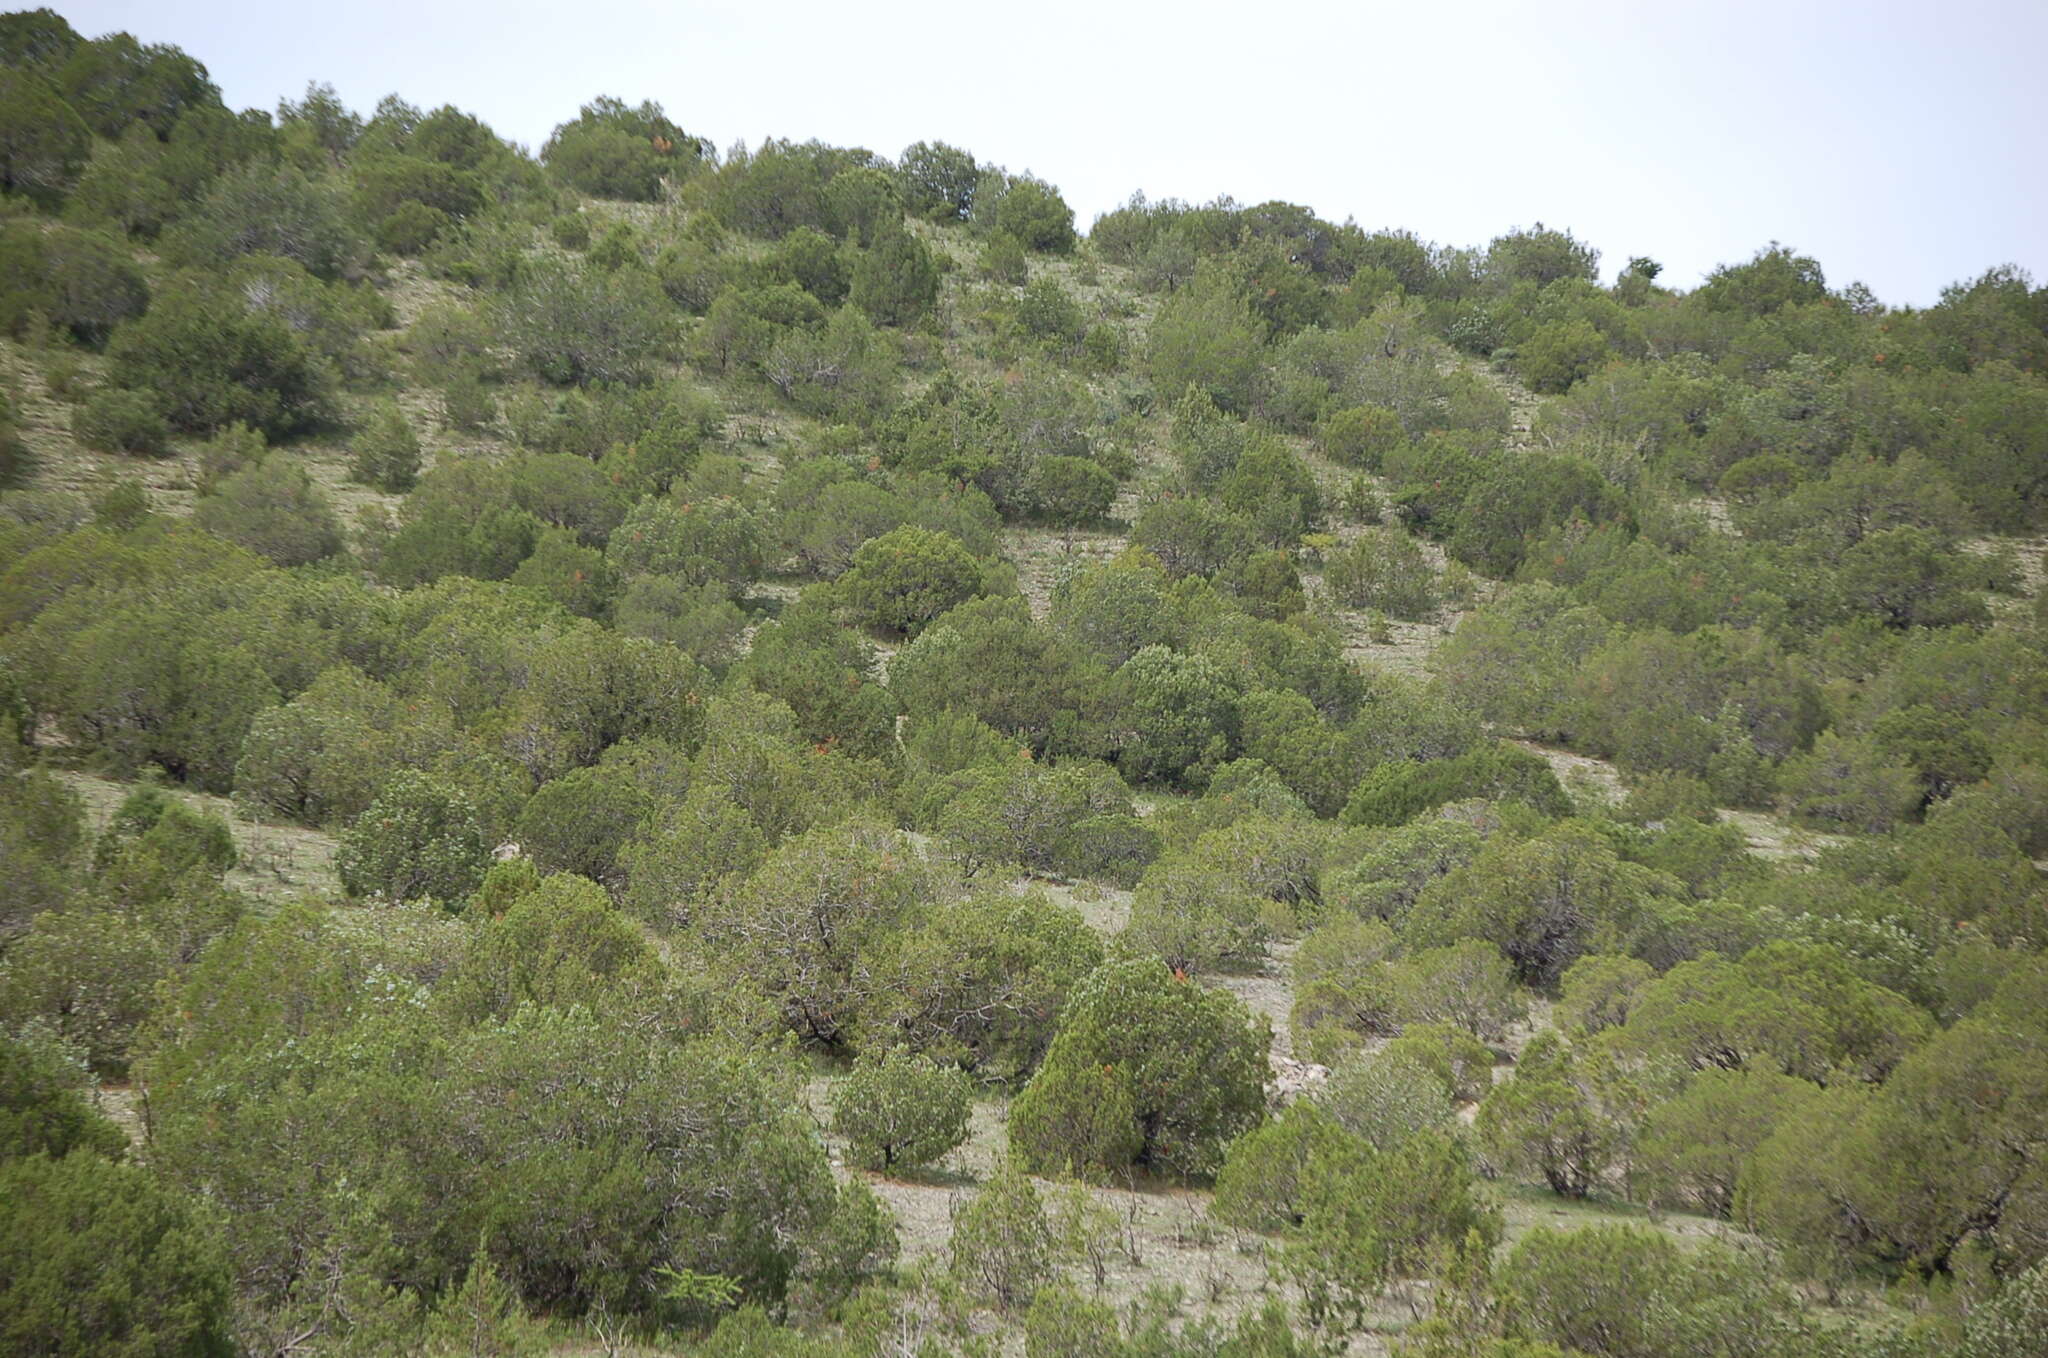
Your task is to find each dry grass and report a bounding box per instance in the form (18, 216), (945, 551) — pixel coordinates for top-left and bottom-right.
(1716, 808), (1849, 863)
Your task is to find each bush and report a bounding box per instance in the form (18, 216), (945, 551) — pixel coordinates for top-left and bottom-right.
(106, 282), (331, 437)
(349, 401), (422, 492)
(836, 526), (990, 637)
(500, 255), (671, 387)
(1315, 1049), (1455, 1153)
(193, 458), (345, 566)
(0, 1152), (234, 1358)
(1030, 456), (1116, 526)
(543, 97), (705, 202)
(831, 1049), (973, 1172)
(0, 907), (166, 1072)
(1010, 956), (1267, 1179)
(1318, 404), (1405, 470)
(0, 1028), (126, 1162)
(72, 388), (169, 457)
(191, 421), (266, 494)
(335, 771), (490, 905)
(949, 1159), (1055, 1310)
(0, 221), (149, 346)
(1323, 528), (1438, 619)
(849, 227), (939, 327)
(976, 173), (1077, 253)
(1341, 743), (1570, 829)
(610, 494), (768, 600)
(1109, 645), (1241, 788)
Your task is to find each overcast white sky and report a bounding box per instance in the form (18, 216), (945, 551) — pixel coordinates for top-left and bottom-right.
(59, 0), (2048, 305)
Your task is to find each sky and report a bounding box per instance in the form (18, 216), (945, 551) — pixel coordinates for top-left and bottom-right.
(59, 0), (2048, 306)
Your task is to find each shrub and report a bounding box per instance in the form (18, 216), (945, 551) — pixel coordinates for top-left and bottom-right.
(0, 907), (165, 1072)
(543, 97), (705, 202)
(191, 421), (266, 494)
(1211, 1100), (1352, 1232)
(106, 282), (331, 437)
(0, 221), (148, 346)
(0, 1028), (126, 1162)
(1323, 528), (1438, 619)
(1475, 1033), (1612, 1198)
(1315, 1049), (1455, 1153)
(1555, 953), (1655, 1035)
(500, 255), (671, 387)
(1381, 1023), (1496, 1104)
(831, 1049), (973, 1172)
(1318, 404), (1405, 470)
(1030, 456), (1117, 526)
(0, 1152), (233, 1358)
(610, 494), (768, 600)
(949, 1159), (1055, 1310)
(899, 139), (980, 220)
(836, 526), (990, 636)
(164, 161), (367, 281)
(1108, 645), (1241, 788)
(0, 65), (92, 206)
(1010, 956), (1267, 1179)
(1341, 743), (1570, 829)
(349, 400), (422, 492)
(72, 388), (169, 457)
(193, 458), (345, 566)
(509, 767), (651, 893)
(849, 227), (939, 326)
(335, 771), (489, 905)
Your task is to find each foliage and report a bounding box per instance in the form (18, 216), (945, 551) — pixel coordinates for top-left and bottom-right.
(0, 1026), (126, 1162)
(348, 400), (422, 492)
(106, 280), (332, 437)
(72, 387), (169, 457)
(836, 525), (992, 636)
(1324, 528), (1438, 618)
(1010, 956), (1267, 1179)
(951, 1159), (1055, 1309)
(0, 1151), (234, 1358)
(194, 456), (345, 565)
(832, 1048), (973, 1171)
(1476, 1032), (1614, 1197)
(335, 770), (490, 904)
(500, 255), (671, 387)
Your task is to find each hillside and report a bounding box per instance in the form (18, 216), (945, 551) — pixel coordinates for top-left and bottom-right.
(3, 9), (2048, 1358)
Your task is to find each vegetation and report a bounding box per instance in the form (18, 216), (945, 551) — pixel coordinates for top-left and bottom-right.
(0, 11), (2044, 1356)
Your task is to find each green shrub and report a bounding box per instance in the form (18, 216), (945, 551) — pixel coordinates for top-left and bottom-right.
(549, 212), (591, 249)
(949, 1159), (1055, 1310)
(1010, 956), (1267, 1179)
(1029, 456), (1116, 526)
(0, 1152), (233, 1358)
(831, 1048), (973, 1172)
(0, 221), (148, 346)
(349, 401), (422, 492)
(980, 233), (1028, 285)
(193, 457), (345, 566)
(509, 766), (651, 892)
(1318, 404), (1405, 470)
(335, 771), (489, 905)
(836, 525), (990, 636)
(72, 389), (169, 457)
(1323, 528), (1438, 619)
(1341, 743), (1569, 828)
(106, 282), (331, 437)
(0, 1028), (126, 1162)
